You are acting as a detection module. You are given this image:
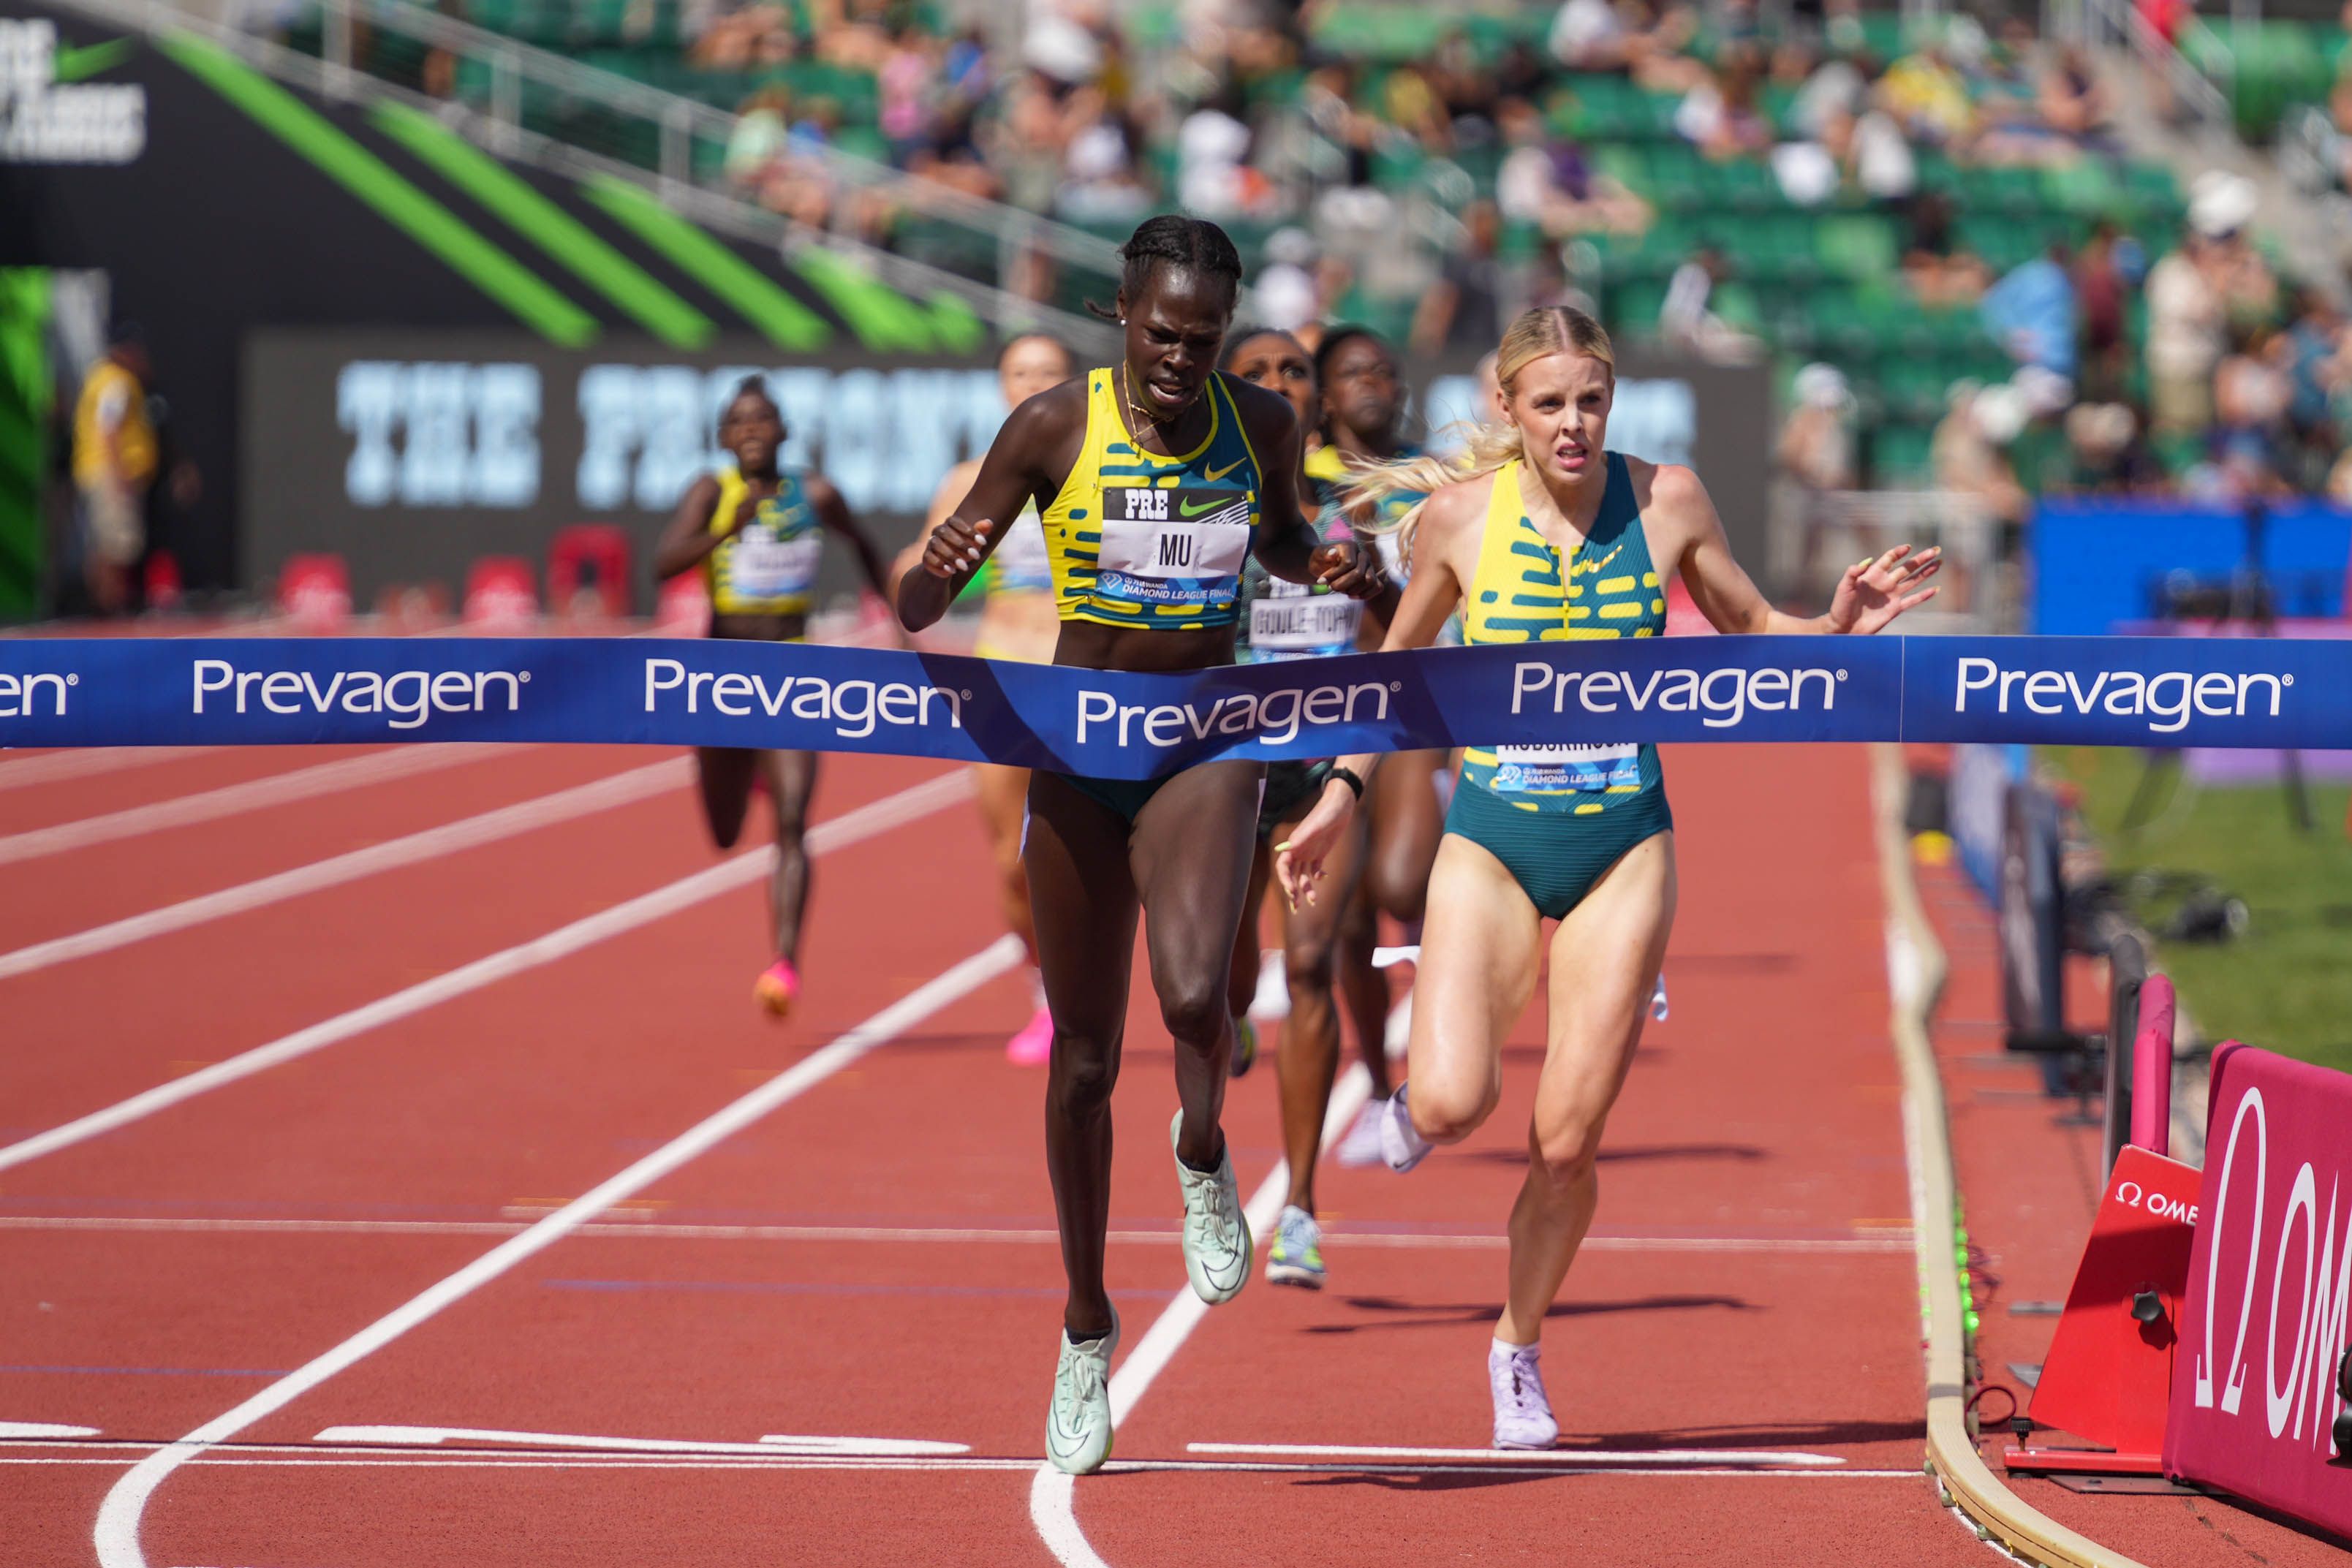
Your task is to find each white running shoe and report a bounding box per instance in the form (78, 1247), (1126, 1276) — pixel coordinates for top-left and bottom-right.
(1380, 1083), (1434, 1173)
(1489, 1338), (1559, 1450)
(1334, 1097), (1390, 1168)
(1045, 1304), (1121, 1476)
(1170, 1110), (1252, 1303)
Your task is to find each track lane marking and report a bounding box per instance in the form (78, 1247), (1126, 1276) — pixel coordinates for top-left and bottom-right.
(91, 931), (1025, 1568)
(0, 1422), (99, 1438)
(0, 749), (222, 794)
(1187, 1442), (1845, 1466)
(311, 1423), (969, 1457)
(0, 744), (524, 866)
(0, 1215), (1913, 1251)
(0, 769), (974, 1177)
(0, 757), (692, 979)
(1030, 1063), (1377, 1568)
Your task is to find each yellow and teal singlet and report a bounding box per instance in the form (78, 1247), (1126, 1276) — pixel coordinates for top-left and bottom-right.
(1448, 453), (1674, 917)
(1040, 369), (1266, 630)
(706, 467), (822, 618)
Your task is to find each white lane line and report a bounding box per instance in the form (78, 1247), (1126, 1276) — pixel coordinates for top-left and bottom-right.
(1029, 1062), (1377, 1568)
(311, 1423), (968, 1458)
(0, 757), (690, 980)
(10, 1453), (1929, 1477)
(0, 1215), (1913, 1251)
(1186, 1442), (1845, 1467)
(0, 1421), (99, 1439)
(0, 749), (221, 795)
(0, 744), (523, 867)
(0, 768), (974, 1178)
(92, 931), (1026, 1568)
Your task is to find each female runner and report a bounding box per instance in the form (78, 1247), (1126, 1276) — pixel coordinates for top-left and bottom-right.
(1217, 327), (1396, 1291)
(653, 375), (892, 1016)
(897, 216), (1377, 1475)
(1276, 306), (1939, 1447)
(1304, 327), (1451, 1165)
(900, 332), (1077, 1064)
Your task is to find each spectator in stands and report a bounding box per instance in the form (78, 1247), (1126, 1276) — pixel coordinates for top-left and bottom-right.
(1495, 96), (1650, 240)
(1623, 0), (1706, 91)
(2072, 221), (2139, 403)
(1981, 240), (2079, 382)
(1412, 200), (1508, 356)
(1777, 361), (1858, 492)
(2061, 401), (2161, 493)
(1549, 0), (1629, 72)
(2145, 224), (2228, 432)
(1675, 61), (1773, 160)
(1056, 102), (1151, 221)
(1255, 227), (1324, 334)
(2201, 327), (2296, 498)
(1660, 246), (1763, 363)
(1176, 85), (1255, 216)
(877, 23), (937, 166)
(1933, 381), (2030, 527)
(1903, 189), (1991, 306)
(725, 86), (791, 186)
(1876, 37), (1974, 149)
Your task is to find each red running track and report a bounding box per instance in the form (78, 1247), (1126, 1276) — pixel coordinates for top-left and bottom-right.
(0, 741), (2007, 1566)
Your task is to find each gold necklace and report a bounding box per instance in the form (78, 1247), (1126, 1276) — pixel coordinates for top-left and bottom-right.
(1119, 364), (1165, 435)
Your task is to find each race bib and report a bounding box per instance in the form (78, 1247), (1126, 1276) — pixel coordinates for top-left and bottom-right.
(1249, 579), (1362, 659)
(725, 528), (823, 601)
(1095, 485), (1251, 607)
(1490, 742), (1641, 794)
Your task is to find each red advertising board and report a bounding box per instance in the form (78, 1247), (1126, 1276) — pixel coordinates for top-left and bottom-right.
(2165, 1042), (2352, 1535)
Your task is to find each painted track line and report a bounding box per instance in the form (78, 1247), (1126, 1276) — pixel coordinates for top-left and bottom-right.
(1029, 1061), (1377, 1568)
(1187, 1442), (1846, 1467)
(12, 1453), (1930, 1478)
(0, 1214), (1913, 1251)
(0, 757), (690, 979)
(310, 1424), (969, 1457)
(0, 747), (222, 794)
(91, 931), (1025, 1568)
(0, 768), (974, 1177)
(0, 743), (523, 867)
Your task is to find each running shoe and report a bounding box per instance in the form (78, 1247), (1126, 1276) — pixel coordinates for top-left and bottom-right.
(1230, 1015), (1259, 1078)
(1045, 1303), (1122, 1476)
(753, 958), (800, 1018)
(1265, 1204), (1326, 1289)
(1489, 1338), (1559, 1450)
(1169, 1110), (1252, 1304)
(1006, 1004), (1054, 1066)
(1334, 1097), (1390, 1168)
(1380, 1082), (1434, 1173)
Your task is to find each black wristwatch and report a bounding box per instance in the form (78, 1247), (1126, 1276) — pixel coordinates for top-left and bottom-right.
(1328, 765), (1366, 800)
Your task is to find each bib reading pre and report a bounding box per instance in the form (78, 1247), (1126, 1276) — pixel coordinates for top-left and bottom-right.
(1039, 370), (1266, 630)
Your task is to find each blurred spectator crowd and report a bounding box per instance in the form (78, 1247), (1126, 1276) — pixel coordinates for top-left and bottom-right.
(341, 0), (2352, 518)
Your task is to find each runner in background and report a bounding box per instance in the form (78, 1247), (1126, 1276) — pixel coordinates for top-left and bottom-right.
(895, 333), (1077, 1064)
(1276, 305), (1939, 1449)
(1308, 327), (1445, 1166)
(653, 375), (893, 1018)
(1219, 326), (1398, 1289)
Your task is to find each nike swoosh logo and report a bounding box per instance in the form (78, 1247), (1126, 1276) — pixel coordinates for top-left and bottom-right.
(1203, 460), (1243, 482)
(1178, 496), (1239, 518)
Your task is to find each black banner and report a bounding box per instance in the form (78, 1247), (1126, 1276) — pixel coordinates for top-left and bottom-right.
(243, 331), (1776, 608)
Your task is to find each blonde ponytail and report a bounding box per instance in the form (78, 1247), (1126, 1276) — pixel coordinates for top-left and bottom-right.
(1339, 306), (1615, 565)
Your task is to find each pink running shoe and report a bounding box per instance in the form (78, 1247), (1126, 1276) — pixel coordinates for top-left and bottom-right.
(1006, 1004), (1054, 1065)
(754, 959), (800, 1018)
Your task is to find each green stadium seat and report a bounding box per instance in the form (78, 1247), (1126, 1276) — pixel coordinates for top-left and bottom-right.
(1871, 420), (1938, 487)
(1815, 213), (1897, 280)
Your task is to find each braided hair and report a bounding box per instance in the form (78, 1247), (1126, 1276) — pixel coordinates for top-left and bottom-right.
(1089, 214), (1244, 321)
